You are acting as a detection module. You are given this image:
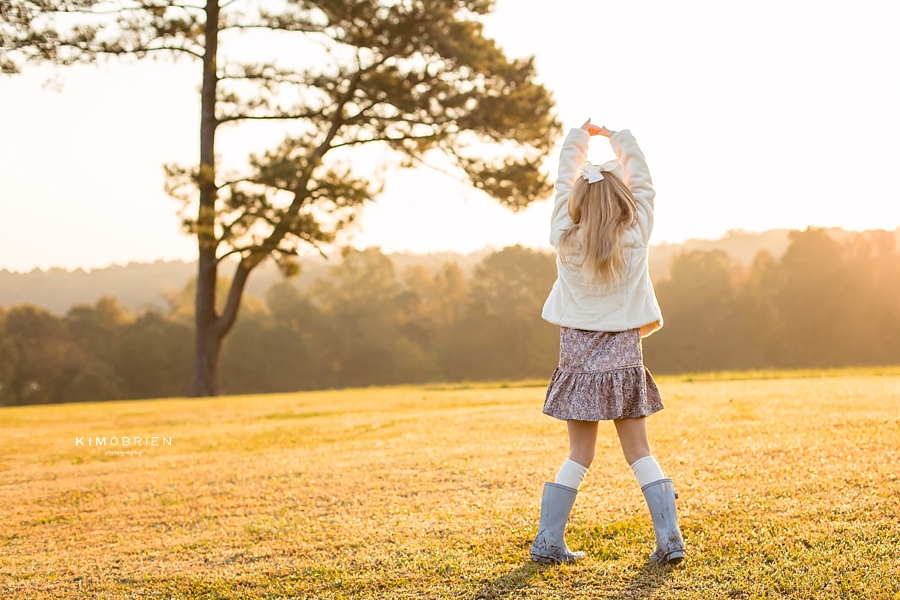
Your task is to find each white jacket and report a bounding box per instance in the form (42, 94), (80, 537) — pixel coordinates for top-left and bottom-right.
(541, 127), (664, 338)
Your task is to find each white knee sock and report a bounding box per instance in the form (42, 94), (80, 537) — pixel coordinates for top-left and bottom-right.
(555, 459), (589, 490)
(630, 456), (665, 488)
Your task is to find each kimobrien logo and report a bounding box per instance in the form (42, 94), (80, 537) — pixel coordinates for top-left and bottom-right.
(75, 436), (173, 447)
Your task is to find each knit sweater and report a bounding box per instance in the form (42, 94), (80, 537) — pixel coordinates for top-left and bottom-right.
(541, 127), (664, 338)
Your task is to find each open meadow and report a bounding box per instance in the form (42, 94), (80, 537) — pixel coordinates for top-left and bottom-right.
(2, 369), (900, 599)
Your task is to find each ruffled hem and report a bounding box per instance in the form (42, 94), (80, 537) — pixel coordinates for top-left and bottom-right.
(542, 365), (664, 421)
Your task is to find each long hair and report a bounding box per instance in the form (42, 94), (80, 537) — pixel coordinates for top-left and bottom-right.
(558, 170), (638, 284)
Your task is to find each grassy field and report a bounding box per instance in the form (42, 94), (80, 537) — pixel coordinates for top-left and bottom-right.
(1, 368), (899, 599)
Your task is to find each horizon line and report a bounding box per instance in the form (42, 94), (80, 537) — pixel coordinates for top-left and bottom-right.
(3, 224), (899, 275)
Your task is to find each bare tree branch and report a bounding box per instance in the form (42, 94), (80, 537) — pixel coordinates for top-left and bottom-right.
(217, 73), (309, 85)
(53, 40), (205, 61)
(214, 246), (250, 264)
(127, 45), (205, 59)
(215, 258), (252, 336)
(329, 133), (438, 150)
(57, 3), (205, 15)
(215, 177), (258, 190)
(297, 232), (330, 259)
(217, 110), (321, 124)
(219, 23), (323, 34)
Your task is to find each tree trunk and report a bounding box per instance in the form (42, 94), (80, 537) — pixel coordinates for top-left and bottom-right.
(193, 0), (220, 397)
(193, 246), (222, 396)
(193, 314), (222, 397)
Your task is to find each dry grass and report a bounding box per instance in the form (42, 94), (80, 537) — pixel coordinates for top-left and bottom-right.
(1, 369), (899, 599)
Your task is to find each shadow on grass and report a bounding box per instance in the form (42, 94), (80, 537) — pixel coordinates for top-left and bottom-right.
(615, 558), (679, 599)
(471, 560), (547, 599)
(472, 557), (678, 599)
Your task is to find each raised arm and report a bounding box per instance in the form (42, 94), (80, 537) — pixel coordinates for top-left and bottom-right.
(609, 129), (656, 243)
(549, 127), (591, 246)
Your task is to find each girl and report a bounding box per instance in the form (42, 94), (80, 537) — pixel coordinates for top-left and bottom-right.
(529, 119), (685, 565)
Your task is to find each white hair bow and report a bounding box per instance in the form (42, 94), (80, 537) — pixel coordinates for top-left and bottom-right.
(581, 162), (605, 184)
(581, 159), (624, 184)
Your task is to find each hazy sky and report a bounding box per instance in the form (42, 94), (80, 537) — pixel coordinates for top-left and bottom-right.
(2, 0), (899, 272)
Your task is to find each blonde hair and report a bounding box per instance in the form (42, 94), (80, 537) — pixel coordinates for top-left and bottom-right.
(558, 171), (638, 284)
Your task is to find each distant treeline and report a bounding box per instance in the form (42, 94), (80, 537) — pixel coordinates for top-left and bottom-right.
(1, 227), (898, 406)
(7, 227), (898, 315)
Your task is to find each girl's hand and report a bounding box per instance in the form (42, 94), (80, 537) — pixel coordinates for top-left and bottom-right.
(597, 125), (616, 138)
(581, 119), (603, 136)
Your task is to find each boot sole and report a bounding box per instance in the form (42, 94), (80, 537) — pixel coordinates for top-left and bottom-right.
(530, 553), (583, 565)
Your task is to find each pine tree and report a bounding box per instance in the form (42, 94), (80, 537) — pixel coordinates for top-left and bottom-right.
(2, 0), (560, 395)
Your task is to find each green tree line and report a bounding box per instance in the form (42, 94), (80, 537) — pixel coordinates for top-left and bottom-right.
(1, 227), (898, 406)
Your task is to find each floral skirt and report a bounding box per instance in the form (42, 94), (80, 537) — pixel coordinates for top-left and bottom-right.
(543, 327), (664, 421)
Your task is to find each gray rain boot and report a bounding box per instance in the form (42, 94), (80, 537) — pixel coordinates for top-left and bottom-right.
(641, 478), (685, 565)
(529, 482), (585, 564)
